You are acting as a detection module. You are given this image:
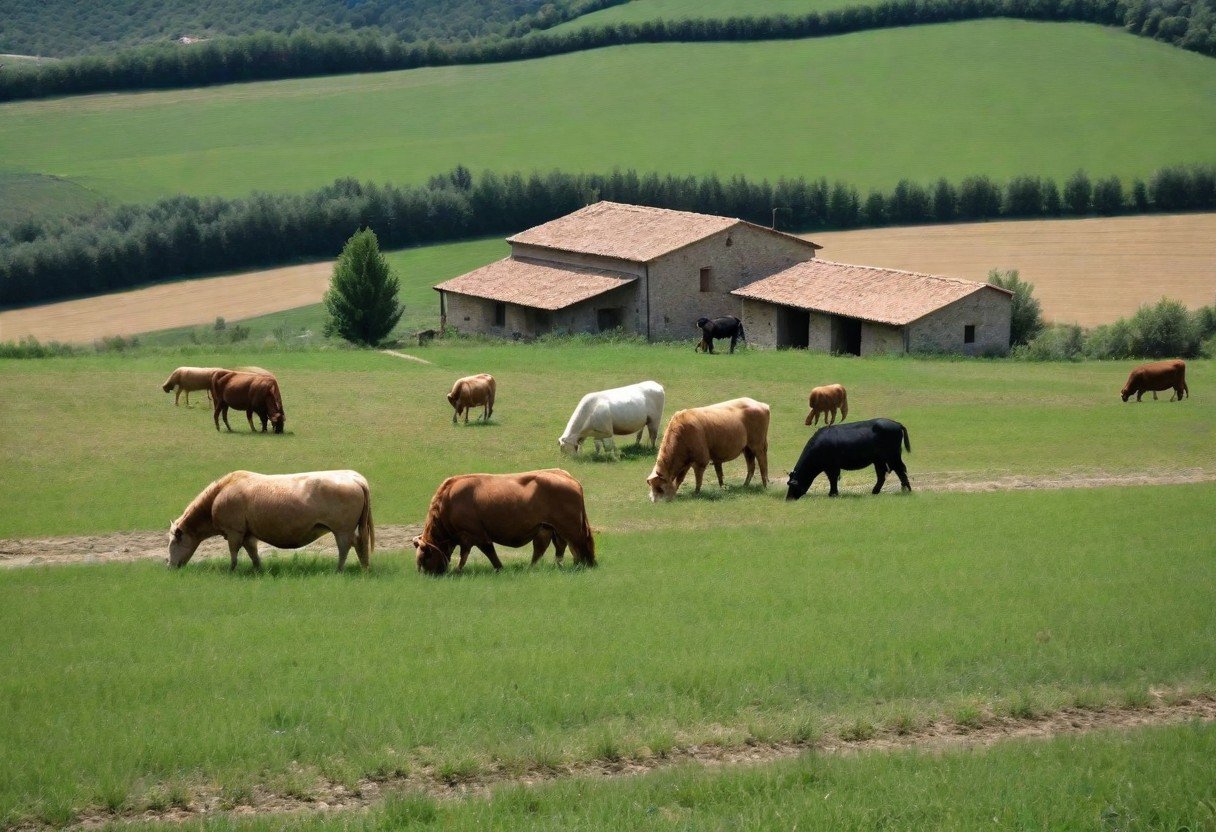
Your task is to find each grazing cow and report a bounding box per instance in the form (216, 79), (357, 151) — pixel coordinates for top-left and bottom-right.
(805, 384), (849, 426)
(168, 470), (374, 571)
(212, 370), (286, 434)
(447, 373), (496, 424)
(558, 381), (665, 458)
(413, 469), (595, 574)
(162, 367), (224, 407)
(785, 418), (911, 500)
(647, 398), (770, 502)
(1121, 359), (1189, 402)
(695, 316), (746, 354)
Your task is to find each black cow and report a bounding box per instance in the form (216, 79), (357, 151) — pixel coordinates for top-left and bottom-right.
(695, 316), (746, 354)
(785, 418), (911, 499)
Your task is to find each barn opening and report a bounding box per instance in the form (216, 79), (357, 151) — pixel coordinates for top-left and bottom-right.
(597, 307), (624, 332)
(493, 302), (506, 327)
(964, 324), (976, 344)
(776, 306), (810, 348)
(831, 315), (862, 355)
(699, 267), (712, 292)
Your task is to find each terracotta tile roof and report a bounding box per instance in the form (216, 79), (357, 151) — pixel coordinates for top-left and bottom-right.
(732, 259), (1012, 326)
(508, 201), (818, 262)
(433, 258), (636, 311)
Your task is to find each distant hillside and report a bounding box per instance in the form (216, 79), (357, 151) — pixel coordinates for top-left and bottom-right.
(0, 0), (603, 57)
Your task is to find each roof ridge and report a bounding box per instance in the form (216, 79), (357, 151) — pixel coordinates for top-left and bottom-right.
(809, 258), (985, 288)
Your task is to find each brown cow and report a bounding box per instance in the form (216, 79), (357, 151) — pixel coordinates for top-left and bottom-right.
(162, 367), (225, 407)
(1121, 359), (1189, 402)
(413, 469), (595, 574)
(805, 383), (849, 426)
(647, 398), (770, 502)
(447, 373), (496, 424)
(212, 371), (286, 433)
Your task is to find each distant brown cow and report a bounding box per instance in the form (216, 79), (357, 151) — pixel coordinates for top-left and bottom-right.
(1121, 359), (1189, 402)
(447, 373), (496, 424)
(413, 469), (595, 574)
(646, 397), (770, 502)
(805, 384), (849, 426)
(212, 371), (286, 433)
(162, 367), (224, 407)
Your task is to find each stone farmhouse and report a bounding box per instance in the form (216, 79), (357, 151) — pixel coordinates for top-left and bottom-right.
(434, 201), (1012, 355)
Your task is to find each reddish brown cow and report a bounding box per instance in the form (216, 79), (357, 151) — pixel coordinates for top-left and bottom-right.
(805, 383), (849, 426)
(1121, 359), (1189, 402)
(413, 469), (595, 574)
(447, 373), (496, 424)
(212, 371), (286, 433)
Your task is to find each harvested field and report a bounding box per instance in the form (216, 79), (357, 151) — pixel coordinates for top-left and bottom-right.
(809, 212), (1216, 326)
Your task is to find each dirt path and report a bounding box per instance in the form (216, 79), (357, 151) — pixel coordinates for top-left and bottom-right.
(380, 349), (433, 365)
(2, 470), (1211, 569)
(45, 693), (1214, 830)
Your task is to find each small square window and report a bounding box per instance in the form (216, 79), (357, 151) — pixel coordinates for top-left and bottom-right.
(494, 302), (506, 327)
(699, 267), (711, 292)
(964, 324), (976, 344)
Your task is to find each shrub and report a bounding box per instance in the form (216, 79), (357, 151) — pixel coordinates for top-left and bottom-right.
(323, 228), (404, 347)
(1127, 298), (1202, 358)
(987, 269), (1043, 347)
(1014, 324), (1084, 361)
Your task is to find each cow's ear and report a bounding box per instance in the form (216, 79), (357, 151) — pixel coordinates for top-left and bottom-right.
(172, 526), (183, 541)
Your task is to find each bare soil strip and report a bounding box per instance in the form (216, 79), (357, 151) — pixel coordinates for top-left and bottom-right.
(2, 470), (1211, 569)
(46, 693), (1214, 830)
(380, 349), (433, 365)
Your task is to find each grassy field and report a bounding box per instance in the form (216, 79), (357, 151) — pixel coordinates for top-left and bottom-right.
(556, 0), (866, 31)
(2, 346), (1214, 824)
(2, 21), (1215, 204)
(0, 171), (105, 227)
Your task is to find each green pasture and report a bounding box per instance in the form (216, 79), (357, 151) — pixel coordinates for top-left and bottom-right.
(122, 723), (1216, 831)
(1, 347), (1214, 824)
(0, 171), (105, 227)
(555, 0), (866, 31)
(3, 21), (1215, 204)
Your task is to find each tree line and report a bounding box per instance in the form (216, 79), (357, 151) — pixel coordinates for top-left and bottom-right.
(2, 0), (1213, 102)
(3, 163), (1215, 308)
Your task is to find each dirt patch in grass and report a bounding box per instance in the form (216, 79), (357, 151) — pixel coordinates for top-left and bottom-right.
(46, 692), (1216, 830)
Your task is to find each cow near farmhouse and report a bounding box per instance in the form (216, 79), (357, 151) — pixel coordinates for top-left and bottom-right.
(1121, 359), (1189, 402)
(695, 316), (746, 354)
(805, 384), (849, 426)
(647, 398), (770, 502)
(168, 470), (374, 571)
(558, 381), (665, 458)
(413, 469), (595, 574)
(212, 370), (286, 434)
(162, 367), (224, 407)
(447, 373), (496, 424)
(786, 418), (911, 500)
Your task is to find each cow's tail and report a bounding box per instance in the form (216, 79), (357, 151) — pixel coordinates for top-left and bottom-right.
(272, 379), (285, 419)
(902, 424), (911, 453)
(578, 505), (597, 567)
(736, 318), (746, 341)
(358, 479), (375, 557)
(840, 388), (848, 421)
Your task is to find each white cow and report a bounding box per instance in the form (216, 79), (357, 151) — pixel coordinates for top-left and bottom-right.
(558, 381), (665, 458)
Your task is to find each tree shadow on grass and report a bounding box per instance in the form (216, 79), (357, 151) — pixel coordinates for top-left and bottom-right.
(568, 443), (658, 465)
(188, 553), (392, 579)
(422, 559), (595, 580)
(453, 418), (499, 428)
(675, 482), (774, 502)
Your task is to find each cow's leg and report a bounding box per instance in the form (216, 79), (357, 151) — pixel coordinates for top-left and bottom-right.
(827, 408), (836, 426)
(227, 537), (242, 571)
(451, 407), (458, 424)
(464, 407), (470, 425)
(730, 334), (738, 353)
(222, 405), (233, 432)
(553, 536), (567, 564)
(692, 464), (706, 493)
(1136, 390), (1144, 402)
(647, 419), (658, 448)
(873, 463), (887, 494)
(213, 402), (222, 431)
(243, 537), (262, 571)
(174, 388), (182, 406)
(335, 531), (353, 572)
(456, 544), (471, 572)
(712, 460), (725, 488)
(757, 446), (769, 487)
(531, 528), (552, 565)
(635, 428), (643, 446)
(893, 459), (912, 492)
(479, 544), (503, 571)
(742, 449), (756, 486)
(606, 437), (619, 460)
(827, 470), (840, 497)
(259, 411), (269, 432)
(707, 339), (714, 355)
(184, 389), (192, 407)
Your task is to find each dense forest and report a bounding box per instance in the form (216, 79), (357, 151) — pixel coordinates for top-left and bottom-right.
(0, 0), (621, 57)
(2, 0), (1213, 101)
(3, 164), (1214, 308)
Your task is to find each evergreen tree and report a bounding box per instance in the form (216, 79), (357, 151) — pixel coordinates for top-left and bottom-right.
(323, 228), (403, 346)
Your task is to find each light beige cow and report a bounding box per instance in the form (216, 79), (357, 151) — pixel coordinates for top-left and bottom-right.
(161, 366), (225, 407)
(646, 398), (770, 502)
(447, 373), (496, 424)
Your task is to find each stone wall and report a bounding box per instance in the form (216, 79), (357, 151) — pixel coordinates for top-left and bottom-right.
(860, 321), (905, 356)
(906, 287), (1012, 355)
(442, 283), (642, 339)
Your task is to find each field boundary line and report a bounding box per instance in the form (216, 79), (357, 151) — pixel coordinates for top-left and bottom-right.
(33, 692), (1215, 830)
(380, 349), (433, 365)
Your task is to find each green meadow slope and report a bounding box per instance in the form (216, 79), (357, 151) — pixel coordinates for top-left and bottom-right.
(2, 20), (1214, 204)
(555, 0), (865, 30)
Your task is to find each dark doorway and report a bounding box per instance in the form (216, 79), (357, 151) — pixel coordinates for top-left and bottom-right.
(776, 307), (810, 348)
(831, 316), (862, 355)
(597, 307), (624, 332)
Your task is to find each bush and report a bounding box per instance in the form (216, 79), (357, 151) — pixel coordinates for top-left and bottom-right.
(1127, 298), (1202, 358)
(1014, 324), (1084, 361)
(987, 269), (1043, 347)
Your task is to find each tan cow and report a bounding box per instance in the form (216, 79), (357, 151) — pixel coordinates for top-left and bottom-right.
(646, 398), (770, 502)
(805, 383), (848, 426)
(212, 370), (286, 433)
(162, 366), (225, 407)
(447, 373), (496, 424)
(413, 469), (595, 574)
(1121, 359), (1189, 402)
(168, 470), (374, 571)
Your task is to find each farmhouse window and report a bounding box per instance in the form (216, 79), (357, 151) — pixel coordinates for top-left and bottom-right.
(494, 302), (506, 327)
(699, 267), (712, 292)
(964, 324), (976, 344)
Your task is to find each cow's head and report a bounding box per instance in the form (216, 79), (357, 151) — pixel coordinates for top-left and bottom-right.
(695, 317), (710, 329)
(558, 436), (581, 456)
(647, 469), (677, 503)
(1120, 386), (1133, 402)
(413, 535), (450, 575)
(785, 472), (811, 502)
(162, 382), (174, 393)
(167, 522), (201, 567)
